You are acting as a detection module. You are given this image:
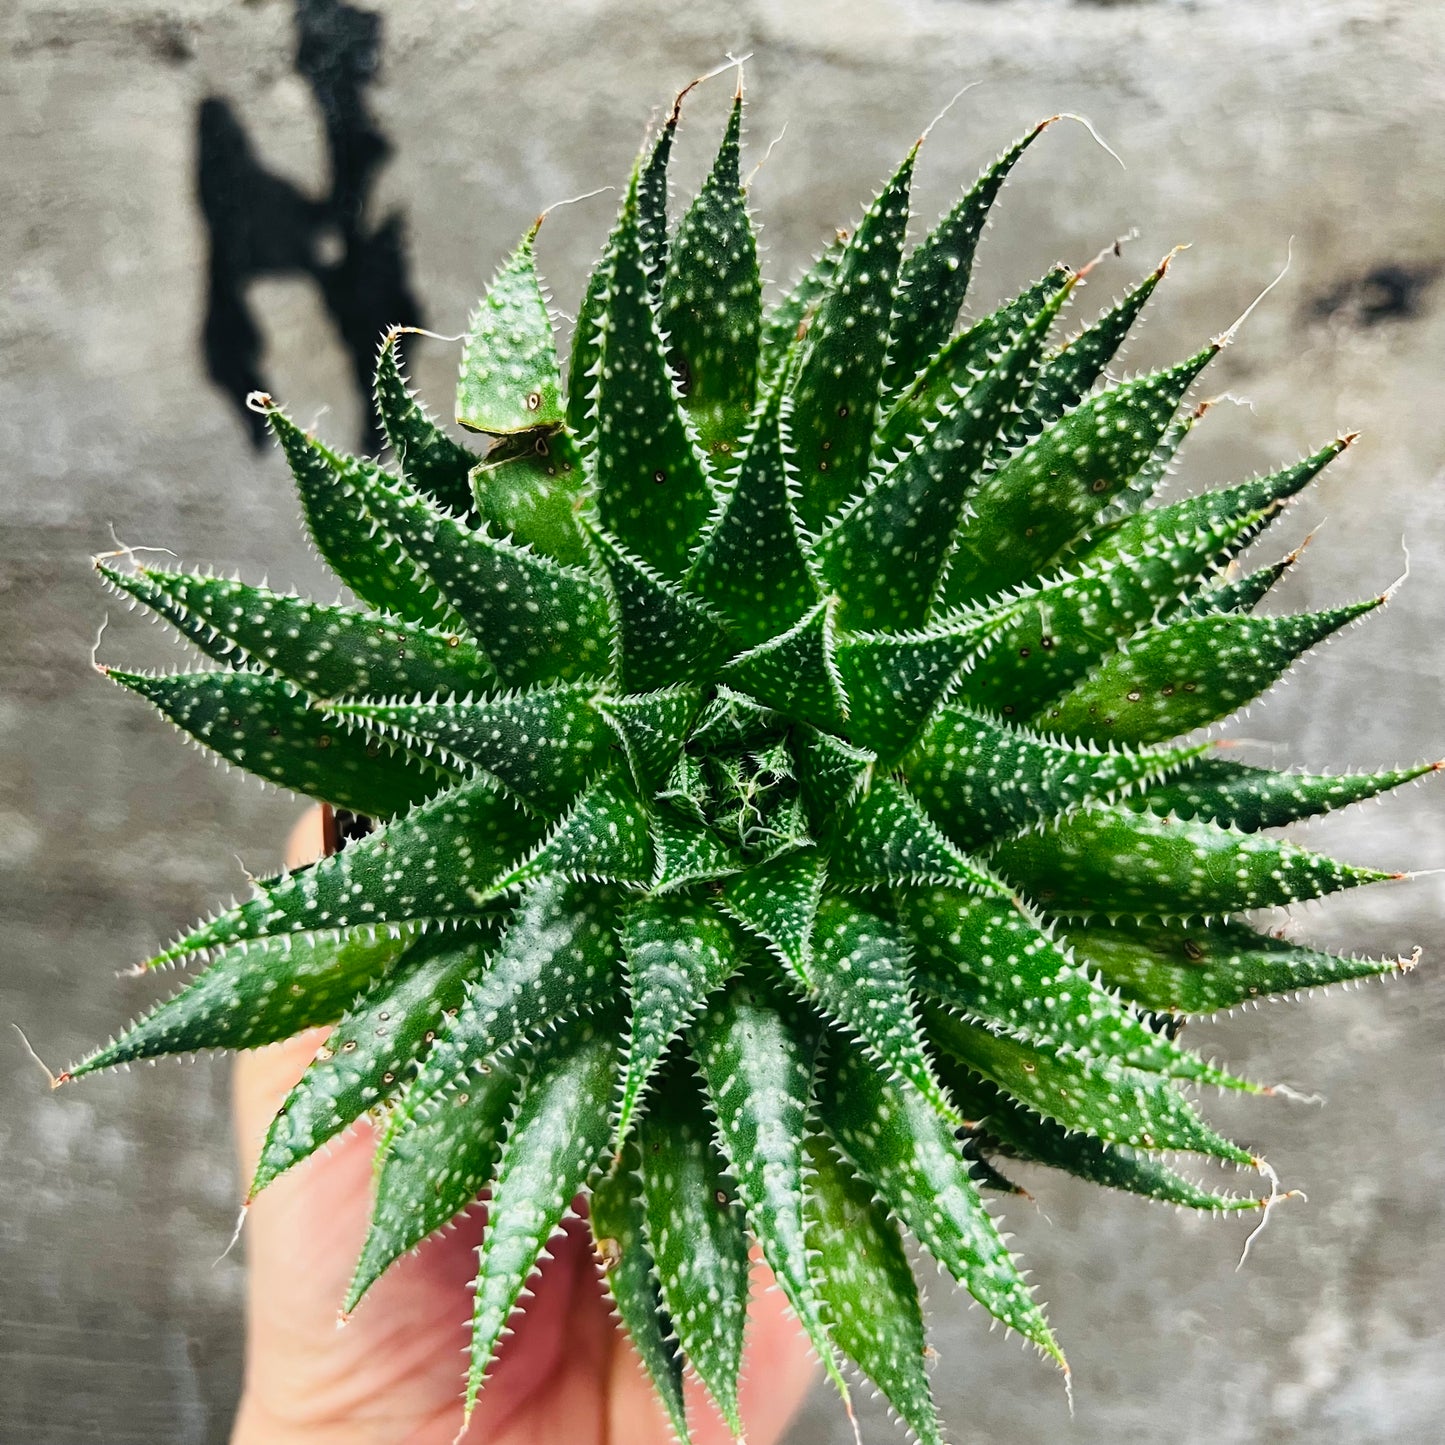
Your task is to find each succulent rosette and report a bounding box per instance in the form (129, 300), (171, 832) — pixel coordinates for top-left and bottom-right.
(70, 86), (1427, 1443)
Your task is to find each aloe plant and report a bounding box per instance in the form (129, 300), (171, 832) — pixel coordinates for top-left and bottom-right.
(66, 85), (1429, 1443)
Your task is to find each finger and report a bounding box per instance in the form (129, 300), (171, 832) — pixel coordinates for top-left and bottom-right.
(737, 1254), (822, 1445)
(283, 803), (328, 871)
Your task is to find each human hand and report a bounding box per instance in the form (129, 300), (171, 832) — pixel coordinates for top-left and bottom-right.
(231, 807), (818, 1445)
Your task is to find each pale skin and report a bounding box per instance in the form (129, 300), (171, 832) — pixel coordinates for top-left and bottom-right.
(231, 807), (818, 1445)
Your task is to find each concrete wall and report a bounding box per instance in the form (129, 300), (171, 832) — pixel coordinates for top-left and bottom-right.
(3, 1), (1443, 1441)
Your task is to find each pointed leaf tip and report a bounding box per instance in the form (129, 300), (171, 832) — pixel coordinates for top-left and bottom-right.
(789, 147), (916, 531)
(886, 120), (1054, 396)
(639, 1063), (750, 1437)
(593, 171), (716, 579)
(457, 231), (566, 436)
(661, 92), (763, 474)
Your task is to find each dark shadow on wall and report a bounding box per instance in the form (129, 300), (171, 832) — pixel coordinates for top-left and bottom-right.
(197, 0), (424, 451)
(1308, 262), (1441, 330)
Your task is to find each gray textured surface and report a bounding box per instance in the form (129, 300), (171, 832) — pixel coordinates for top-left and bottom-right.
(3, 1), (1444, 1441)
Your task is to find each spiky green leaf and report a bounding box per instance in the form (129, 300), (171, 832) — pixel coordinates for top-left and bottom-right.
(798, 893), (961, 1123)
(938, 1067), (1264, 1213)
(404, 877), (624, 1114)
(267, 409), (458, 629)
(649, 810), (743, 892)
(924, 1003), (1252, 1163)
(328, 683), (612, 813)
(804, 1130), (942, 1445)
(986, 805), (1397, 919)
(1076, 438), (1349, 581)
(591, 1144), (690, 1444)
(67, 927), (415, 1078)
(692, 982), (849, 1404)
(465, 1013), (619, 1415)
(593, 171), (714, 578)
(820, 286), (1065, 631)
(588, 527), (733, 692)
(789, 148), (916, 530)
(469, 428), (589, 568)
(361, 473), (613, 687)
(1059, 914), (1416, 1015)
(616, 894), (745, 1142)
(879, 266), (1074, 458)
(99, 564), (494, 701)
(1004, 254), (1170, 446)
(347, 1053), (520, 1311)
(953, 503), (1303, 721)
(790, 726), (874, 819)
(834, 619), (992, 760)
(152, 776), (540, 965)
(905, 704), (1203, 852)
(938, 347), (1217, 609)
(104, 667), (449, 818)
(251, 924), (496, 1194)
(1040, 598), (1383, 745)
(1126, 754), (1437, 832)
(639, 1061), (751, 1437)
(899, 885), (1246, 1088)
(500, 769), (654, 891)
(1174, 554), (1296, 620)
(760, 235), (843, 382)
(660, 94), (762, 470)
(719, 601), (847, 730)
(817, 1040), (1060, 1360)
(830, 778), (999, 892)
(885, 120), (1052, 395)
(563, 103), (679, 446)
(457, 228), (566, 435)
(688, 381), (819, 644)
(638, 100), (680, 288)
(597, 687), (701, 793)
(375, 328), (479, 512)
(718, 850), (824, 975)
(566, 259), (608, 445)
(1095, 400), (1204, 526)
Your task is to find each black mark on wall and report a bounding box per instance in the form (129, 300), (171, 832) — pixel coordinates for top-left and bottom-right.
(1309, 262), (1440, 330)
(197, 0), (423, 450)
